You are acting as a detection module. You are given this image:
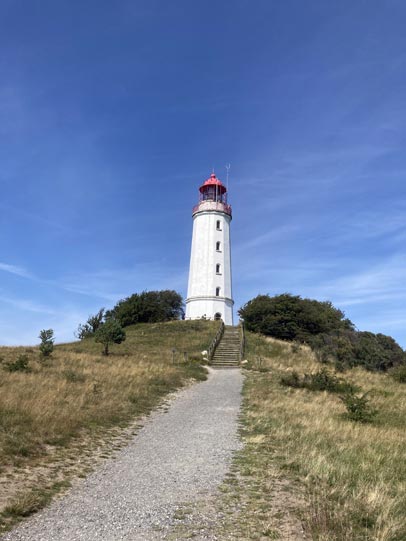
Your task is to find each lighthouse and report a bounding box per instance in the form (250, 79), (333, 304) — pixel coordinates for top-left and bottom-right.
(185, 172), (234, 325)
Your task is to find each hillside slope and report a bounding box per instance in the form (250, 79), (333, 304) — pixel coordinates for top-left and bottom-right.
(233, 333), (406, 541)
(0, 320), (217, 532)
(187, 332), (406, 541)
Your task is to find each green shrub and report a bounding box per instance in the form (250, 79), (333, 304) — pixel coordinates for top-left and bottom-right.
(39, 329), (54, 357)
(106, 290), (184, 327)
(340, 391), (377, 423)
(95, 319), (126, 355)
(3, 354), (31, 373)
(291, 342), (300, 353)
(280, 371), (302, 388)
(76, 308), (105, 339)
(310, 330), (406, 372)
(390, 364), (406, 383)
(305, 368), (357, 393)
(239, 294), (406, 372)
(280, 368), (358, 394)
(239, 293), (353, 341)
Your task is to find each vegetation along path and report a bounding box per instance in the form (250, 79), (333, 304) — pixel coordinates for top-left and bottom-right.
(1, 368), (243, 541)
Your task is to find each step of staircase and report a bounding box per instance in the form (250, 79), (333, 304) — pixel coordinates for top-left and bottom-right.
(210, 325), (242, 368)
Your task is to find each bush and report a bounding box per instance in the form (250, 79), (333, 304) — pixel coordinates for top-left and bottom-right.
(94, 320), (126, 355)
(240, 294), (406, 372)
(291, 342), (300, 353)
(3, 354), (31, 373)
(311, 330), (406, 372)
(390, 364), (406, 383)
(280, 368), (358, 394)
(340, 391), (377, 423)
(239, 293), (353, 341)
(76, 309), (105, 339)
(39, 329), (54, 357)
(280, 370), (302, 388)
(106, 290), (184, 328)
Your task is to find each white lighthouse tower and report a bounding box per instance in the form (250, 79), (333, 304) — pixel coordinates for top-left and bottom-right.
(185, 172), (234, 325)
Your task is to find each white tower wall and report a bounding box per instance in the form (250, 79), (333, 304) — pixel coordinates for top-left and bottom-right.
(186, 200), (234, 325)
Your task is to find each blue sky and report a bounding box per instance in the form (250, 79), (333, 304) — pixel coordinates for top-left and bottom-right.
(1, 0), (405, 346)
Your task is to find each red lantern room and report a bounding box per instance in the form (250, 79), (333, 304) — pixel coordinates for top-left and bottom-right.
(193, 172), (232, 216)
(199, 173), (227, 204)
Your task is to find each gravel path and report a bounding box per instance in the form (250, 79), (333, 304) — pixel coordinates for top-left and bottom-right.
(2, 368), (243, 541)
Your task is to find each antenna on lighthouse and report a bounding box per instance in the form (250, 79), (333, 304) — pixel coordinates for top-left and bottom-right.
(225, 163), (231, 191)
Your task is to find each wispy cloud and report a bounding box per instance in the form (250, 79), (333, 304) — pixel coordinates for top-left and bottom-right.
(0, 261), (33, 279)
(234, 225), (300, 253)
(297, 254), (406, 308)
(59, 264), (189, 304)
(0, 203), (78, 234)
(323, 205), (406, 248)
(0, 294), (56, 314)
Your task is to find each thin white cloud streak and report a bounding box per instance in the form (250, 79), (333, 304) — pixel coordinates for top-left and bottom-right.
(0, 256), (187, 306)
(0, 295), (56, 315)
(0, 262), (190, 346)
(0, 305), (91, 345)
(235, 142), (398, 189)
(234, 225), (300, 254)
(283, 254), (406, 313)
(234, 243), (406, 309)
(0, 203), (78, 234)
(0, 261), (33, 279)
(328, 207), (406, 246)
(59, 265), (189, 304)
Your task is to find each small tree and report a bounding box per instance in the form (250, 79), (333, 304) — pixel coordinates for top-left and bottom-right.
(94, 320), (126, 355)
(340, 391), (377, 423)
(76, 308), (105, 339)
(39, 329), (54, 357)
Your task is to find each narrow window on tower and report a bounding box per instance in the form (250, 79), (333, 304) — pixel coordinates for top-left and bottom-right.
(216, 264), (221, 274)
(215, 287), (220, 296)
(216, 241), (221, 251)
(216, 220), (221, 230)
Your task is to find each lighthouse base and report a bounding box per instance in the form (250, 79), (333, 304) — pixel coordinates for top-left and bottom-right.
(185, 296), (234, 325)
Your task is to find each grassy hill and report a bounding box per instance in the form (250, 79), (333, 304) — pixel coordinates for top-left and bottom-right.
(2, 322), (405, 539)
(212, 332), (406, 541)
(0, 320), (217, 531)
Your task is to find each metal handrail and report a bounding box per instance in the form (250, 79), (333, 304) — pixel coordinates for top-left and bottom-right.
(207, 321), (225, 361)
(239, 320), (245, 362)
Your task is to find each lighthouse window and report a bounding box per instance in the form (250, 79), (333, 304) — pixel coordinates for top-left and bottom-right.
(215, 287), (220, 297)
(216, 220), (221, 230)
(216, 241), (221, 251)
(216, 264), (221, 274)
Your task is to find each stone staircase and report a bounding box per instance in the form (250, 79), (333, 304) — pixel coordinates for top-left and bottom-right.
(210, 325), (241, 368)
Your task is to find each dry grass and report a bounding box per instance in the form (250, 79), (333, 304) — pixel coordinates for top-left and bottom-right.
(227, 332), (406, 540)
(0, 320), (217, 530)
